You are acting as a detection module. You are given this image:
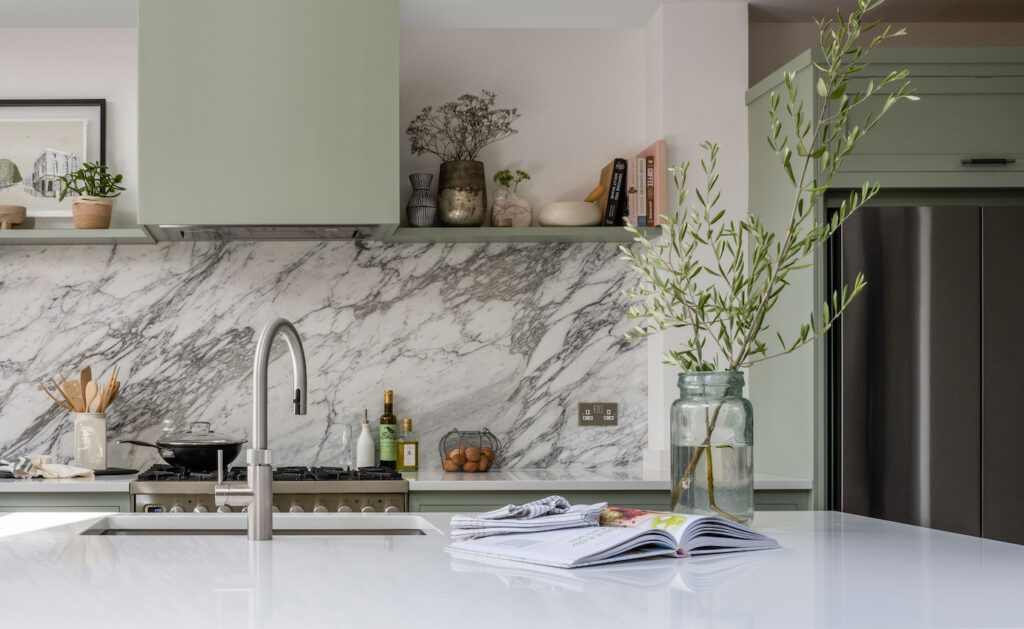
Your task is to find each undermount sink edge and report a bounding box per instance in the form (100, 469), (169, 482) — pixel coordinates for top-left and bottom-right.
(80, 513), (442, 536)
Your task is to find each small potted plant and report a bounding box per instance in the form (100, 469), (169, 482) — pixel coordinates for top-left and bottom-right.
(406, 90), (520, 227)
(57, 162), (125, 229)
(491, 168), (532, 227)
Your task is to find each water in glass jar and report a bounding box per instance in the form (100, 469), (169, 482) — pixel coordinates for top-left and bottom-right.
(671, 443), (754, 523)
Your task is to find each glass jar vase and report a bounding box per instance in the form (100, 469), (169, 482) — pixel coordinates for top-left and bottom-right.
(670, 371), (754, 523)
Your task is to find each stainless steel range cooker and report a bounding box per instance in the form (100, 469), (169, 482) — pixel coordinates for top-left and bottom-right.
(131, 465), (408, 514)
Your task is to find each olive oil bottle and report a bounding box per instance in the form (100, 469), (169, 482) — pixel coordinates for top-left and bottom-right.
(378, 390), (398, 470)
(397, 418), (419, 472)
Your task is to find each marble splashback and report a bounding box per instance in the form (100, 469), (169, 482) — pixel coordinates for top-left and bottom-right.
(0, 241), (646, 472)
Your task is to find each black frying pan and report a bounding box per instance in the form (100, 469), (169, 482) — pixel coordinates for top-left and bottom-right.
(118, 422), (245, 473)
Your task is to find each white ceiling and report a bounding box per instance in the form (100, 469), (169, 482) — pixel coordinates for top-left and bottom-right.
(0, 0), (1021, 29)
(399, 0), (1024, 26)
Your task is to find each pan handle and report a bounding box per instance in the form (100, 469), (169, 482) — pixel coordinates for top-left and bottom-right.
(116, 439), (176, 458)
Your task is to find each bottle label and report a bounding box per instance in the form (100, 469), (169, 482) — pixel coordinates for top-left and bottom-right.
(401, 443), (417, 467)
(380, 425), (397, 461)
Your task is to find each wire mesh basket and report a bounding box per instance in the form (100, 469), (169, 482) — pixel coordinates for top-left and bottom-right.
(438, 428), (500, 472)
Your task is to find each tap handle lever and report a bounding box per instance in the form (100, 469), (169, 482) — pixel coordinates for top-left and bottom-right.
(217, 449), (224, 484)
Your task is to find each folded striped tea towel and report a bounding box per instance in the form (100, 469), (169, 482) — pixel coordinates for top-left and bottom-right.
(450, 495), (608, 541)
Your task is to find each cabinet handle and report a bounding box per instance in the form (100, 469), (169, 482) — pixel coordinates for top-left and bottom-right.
(961, 158), (1016, 166)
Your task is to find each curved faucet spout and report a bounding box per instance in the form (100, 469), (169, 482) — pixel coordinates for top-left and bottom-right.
(239, 317), (309, 541)
(252, 318), (308, 450)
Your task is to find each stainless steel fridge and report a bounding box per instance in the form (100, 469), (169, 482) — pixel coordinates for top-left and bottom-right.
(829, 200), (1024, 545)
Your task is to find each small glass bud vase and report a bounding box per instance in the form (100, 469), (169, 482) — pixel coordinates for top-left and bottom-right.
(491, 188), (532, 227)
(74, 412), (107, 470)
(670, 371), (753, 523)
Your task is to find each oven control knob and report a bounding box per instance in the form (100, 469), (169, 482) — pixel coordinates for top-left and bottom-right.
(313, 505), (328, 513)
(384, 506), (400, 513)
(289, 505), (305, 513)
(169, 506), (185, 513)
(337, 505), (353, 513)
(360, 505), (376, 513)
(193, 505), (209, 513)
(273, 506), (280, 513)
(216, 505), (232, 513)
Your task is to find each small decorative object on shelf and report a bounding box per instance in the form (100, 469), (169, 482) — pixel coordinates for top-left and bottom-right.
(406, 173), (437, 227)
(406, 90), (520, 227)
(620, 0), (916, 524)
(491, 168), (532, 227)
(0, 204), (26, 229)
(439, 428), (500, 472)
(538, 201), (603, 226)
(57, 162), (125, 230)
(38, 364), (123, 470)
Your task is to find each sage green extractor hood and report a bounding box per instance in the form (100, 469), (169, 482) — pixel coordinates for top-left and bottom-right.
(137, 0), (399, 240)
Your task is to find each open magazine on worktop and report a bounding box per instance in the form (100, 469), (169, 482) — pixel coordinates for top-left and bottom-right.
(447, 507), (780, 569)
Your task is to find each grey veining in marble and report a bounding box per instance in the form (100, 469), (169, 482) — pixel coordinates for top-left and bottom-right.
(0, 241), (646, 471)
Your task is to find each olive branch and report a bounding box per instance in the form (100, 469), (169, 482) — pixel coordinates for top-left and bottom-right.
(619, 0), (918, 521)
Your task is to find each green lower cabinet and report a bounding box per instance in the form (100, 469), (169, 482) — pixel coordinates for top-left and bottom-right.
(409, 490), (810, 513)
(0, 493), (130, 513)
(753, 490), (811, 511)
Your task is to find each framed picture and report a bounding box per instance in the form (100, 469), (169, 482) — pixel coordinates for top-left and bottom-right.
(0, 99), (106, 218)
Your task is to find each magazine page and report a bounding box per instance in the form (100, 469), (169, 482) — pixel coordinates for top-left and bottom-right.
(600, 507), (779, 556)
(448, 521), (678, 568)
(600, 507), (708, 550)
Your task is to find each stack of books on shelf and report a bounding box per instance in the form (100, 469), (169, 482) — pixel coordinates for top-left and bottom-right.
(595, 139), (667, 228)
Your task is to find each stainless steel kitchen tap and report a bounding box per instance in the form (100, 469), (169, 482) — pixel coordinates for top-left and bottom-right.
(215, 318), (308, 541)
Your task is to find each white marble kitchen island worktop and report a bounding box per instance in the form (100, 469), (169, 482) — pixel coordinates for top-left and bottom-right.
(404, 468), (811, 491)
(0, 510), (1020, 629)
(0, 474), (137, 492)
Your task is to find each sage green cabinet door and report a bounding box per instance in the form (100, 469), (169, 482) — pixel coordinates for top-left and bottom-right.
(0, 492), (130, 513)
(138, 0), (399, 227)
(836, 77), (1024, 185)
(409, 490), (811, 513)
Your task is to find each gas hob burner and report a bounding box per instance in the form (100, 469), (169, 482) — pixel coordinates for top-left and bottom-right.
(137, 464), (216, 482)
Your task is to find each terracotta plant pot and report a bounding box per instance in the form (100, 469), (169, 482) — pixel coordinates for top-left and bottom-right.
(72, 196), (113, 229)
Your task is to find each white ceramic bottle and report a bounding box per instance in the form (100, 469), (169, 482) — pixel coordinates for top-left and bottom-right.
(356, 411), (375, 469)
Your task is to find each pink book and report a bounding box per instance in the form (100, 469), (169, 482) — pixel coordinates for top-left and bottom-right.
(636, 139), (667, 226)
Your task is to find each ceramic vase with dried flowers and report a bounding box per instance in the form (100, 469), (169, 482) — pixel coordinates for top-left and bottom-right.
(406, 90), (520, 227)
(491, 168), (532, 227)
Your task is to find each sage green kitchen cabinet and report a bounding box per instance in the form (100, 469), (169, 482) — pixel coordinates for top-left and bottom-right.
(138, 0), (398, 233)
(408, 490), (810, 513)
(745, 47), (1024, 508)
(0, 493), (130, 513)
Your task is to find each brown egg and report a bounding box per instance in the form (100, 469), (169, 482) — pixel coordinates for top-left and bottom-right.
(459, 445), (467, 457)
(481, 447), (494, 457)
(462, 461), (479, 472)
(464, 447), (482, 462)
(477, 456), (491, 472)
(443, 460), (460, 472)
(447, 448), (460, 460)
(451, 454), (466, 465)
